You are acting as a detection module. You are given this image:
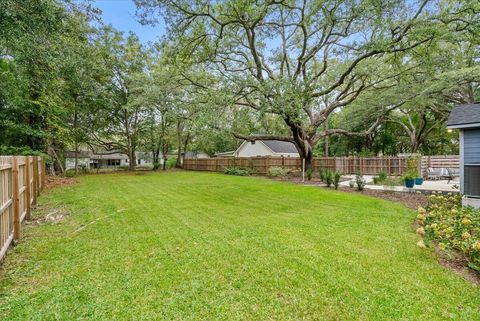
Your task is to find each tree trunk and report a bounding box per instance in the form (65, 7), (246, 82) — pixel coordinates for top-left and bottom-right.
(163, 156), (167, 170)
(324, 115), (329, 157)
(129, 151), (136, 171)
(175, 120), (183, 168)
(152, 149), (160, 170)
(47, 143), (64, 175)
(74, 109), (78, 174)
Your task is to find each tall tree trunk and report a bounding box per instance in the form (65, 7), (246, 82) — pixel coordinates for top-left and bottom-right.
(175, 120), (183, 168)
(152, 149), (160, 170)
(73, 109), (78, 174)
(324, 115), (329, 157)
(47, 142), (64, 175)
(128, 150), (136, 171)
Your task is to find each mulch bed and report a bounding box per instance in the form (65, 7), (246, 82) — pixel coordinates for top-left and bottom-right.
(45, 175), (78, 190)
(339, 187), (428, 210)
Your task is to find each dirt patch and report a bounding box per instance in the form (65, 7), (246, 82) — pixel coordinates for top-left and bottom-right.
(339, 187), (428, 210)
(26, 206), (70, 226)
(433, 245), (480, 286)
(45, 175), (78, 190)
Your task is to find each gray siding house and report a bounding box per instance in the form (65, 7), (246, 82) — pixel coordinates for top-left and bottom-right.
(447, 103), (480, 208)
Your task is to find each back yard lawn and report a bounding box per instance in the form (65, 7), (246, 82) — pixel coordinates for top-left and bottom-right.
(0, 172), (479, 320)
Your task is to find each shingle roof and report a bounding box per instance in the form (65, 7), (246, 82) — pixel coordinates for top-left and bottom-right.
(447, 104), (480, 128)
(64, 151), (91, 158)
(261, 140), (298, 154)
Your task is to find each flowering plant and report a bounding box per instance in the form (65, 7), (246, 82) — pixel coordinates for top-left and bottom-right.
(418, 193), (480, 271)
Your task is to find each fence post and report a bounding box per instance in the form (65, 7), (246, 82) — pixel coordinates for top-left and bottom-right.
(12, 157), (20, 240)
(25, 156), (31, 220)
(41, 158), (46, 191)
(32, 157), (38, 204)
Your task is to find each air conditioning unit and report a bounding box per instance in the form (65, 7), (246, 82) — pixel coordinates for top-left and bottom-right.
(464, 165), (480, 198)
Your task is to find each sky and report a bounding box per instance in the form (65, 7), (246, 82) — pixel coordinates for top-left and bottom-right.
(91, 0), (166, 44)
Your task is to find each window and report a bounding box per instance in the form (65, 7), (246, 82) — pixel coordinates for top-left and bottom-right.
(138, 159), (141, 165)
(107, 159), (120, 166)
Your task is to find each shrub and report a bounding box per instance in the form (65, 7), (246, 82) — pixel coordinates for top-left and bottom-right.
(355, 173), (366, 191)
(166, 157), (177, 169)
(378, 171), (387, 182)
(373, 171), (388, 185)
(406, 156), (420, 178)
(319, 168), (326, 182)
(267, 166), (290, 177)
(325, 170), (333, 187)
(419, 193), (480, 272)
(333, 172), (341, 190)
(224, 167), (252, 176)
(65, 169), (75, 177)
(306, 168), (314, 181)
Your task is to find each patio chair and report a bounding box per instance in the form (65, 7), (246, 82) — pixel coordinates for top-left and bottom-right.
(446, 168), (460, 184)
(427, 167), (443, 180)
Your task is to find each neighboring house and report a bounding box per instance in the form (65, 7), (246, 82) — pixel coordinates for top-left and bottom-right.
(64, 151), (157, 170)
(214, 151), (236, 158)
(447, 103), (480, 208)
(234, 139), (299, 157)
(183, 151), (210, 159)
(64, 151), (91, 170)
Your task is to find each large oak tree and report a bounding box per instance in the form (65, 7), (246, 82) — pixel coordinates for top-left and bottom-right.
(135, 0), (471, 168)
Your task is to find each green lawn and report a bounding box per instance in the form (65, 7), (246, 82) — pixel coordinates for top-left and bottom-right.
(0, 172), (478, 320)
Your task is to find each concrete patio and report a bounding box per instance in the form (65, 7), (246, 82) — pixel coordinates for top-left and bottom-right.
(340, 175), (460, 193)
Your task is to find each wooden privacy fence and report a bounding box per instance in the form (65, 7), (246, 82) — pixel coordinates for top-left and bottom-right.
(0, 156), (46, 261)
(184, 155), (460, 176)
(183, 156), (410, 175)
(421, 155), (459, 176)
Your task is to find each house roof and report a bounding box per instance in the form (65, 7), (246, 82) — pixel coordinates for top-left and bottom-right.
(183, 151), (209, 158)
(64, 151), (91, 158)
(447, 104), (480, 128)
(90, 153), (129, 160)
(260, 140), (298, 154)
(214, 151), (235, 157)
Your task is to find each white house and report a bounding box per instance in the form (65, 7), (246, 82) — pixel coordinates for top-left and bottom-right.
(447, 103), (480, 208)
(233, 139), (299, 158)
(64, 151), (158, 170)
(183, 151), (210, 159)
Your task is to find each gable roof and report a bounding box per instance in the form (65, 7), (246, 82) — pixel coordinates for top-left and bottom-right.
(447, 104), (480, 128)
(259, 140), (298, 154)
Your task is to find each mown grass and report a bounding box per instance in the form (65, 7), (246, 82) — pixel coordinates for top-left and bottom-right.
(0, 171), (479, 320)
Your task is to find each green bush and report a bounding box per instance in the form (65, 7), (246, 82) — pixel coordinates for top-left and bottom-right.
(306, 168), (314, 181)
(65, 169), (75, 177)
(373, 171), (388, 185)
(224, 167), (252, 176)
(418, 193), (480, 271)
(378, 171), (387, 181)
(319, 168), (326, 182)
(406, 156), (420, 178)
(166, 157), (177, 169)
(267, 166), (290, 177)
(325, 170), (333, 187)
(355, 173), (366, 191)
(333, 172), (341, 190)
